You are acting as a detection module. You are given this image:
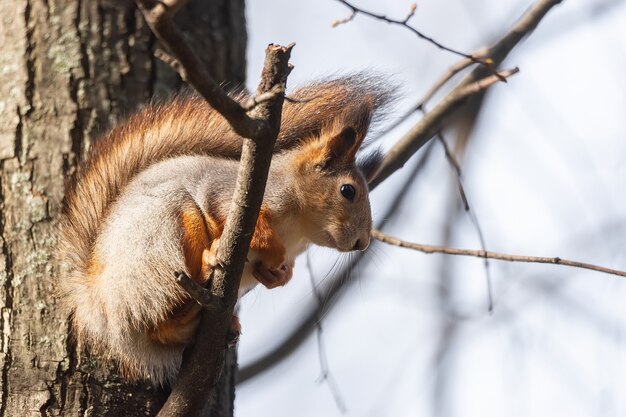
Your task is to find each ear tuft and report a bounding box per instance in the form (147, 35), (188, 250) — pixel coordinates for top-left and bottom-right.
(357, 147), (384, 183)
(276, 73), (397, 152)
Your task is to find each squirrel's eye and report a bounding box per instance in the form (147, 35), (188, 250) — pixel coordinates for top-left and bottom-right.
(340, 184), (356, 201)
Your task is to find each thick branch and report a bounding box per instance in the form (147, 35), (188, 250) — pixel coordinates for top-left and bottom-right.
(461, 0), (564, 86)
(135, 1), (294, 414)
(371, 230), (626, 279)
(370, 67), (518, 189)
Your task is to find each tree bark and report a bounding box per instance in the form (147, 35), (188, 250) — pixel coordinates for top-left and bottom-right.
(0, 0), (246, 415)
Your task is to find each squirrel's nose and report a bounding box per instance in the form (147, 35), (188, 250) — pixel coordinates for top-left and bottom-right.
(353, 234), (371, 251)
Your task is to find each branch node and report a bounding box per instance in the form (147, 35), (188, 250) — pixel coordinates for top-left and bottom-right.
(242, 84), (285, 111)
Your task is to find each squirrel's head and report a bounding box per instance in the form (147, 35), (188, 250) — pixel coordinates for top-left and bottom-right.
(290, 101), (382, 252)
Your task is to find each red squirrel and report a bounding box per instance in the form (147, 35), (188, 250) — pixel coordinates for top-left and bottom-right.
(57, 75), (392, 385)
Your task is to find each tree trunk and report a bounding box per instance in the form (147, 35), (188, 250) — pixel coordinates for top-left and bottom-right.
(0, 0), (246, 415)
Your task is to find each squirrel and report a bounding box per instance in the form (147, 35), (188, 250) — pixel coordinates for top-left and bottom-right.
(57, 74), (392, 385)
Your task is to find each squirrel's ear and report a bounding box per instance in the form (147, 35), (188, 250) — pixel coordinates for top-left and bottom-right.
(322, 126), (359, 168)
(320, 100), (374, 167)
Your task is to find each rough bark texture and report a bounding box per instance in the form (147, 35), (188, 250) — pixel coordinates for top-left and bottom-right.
(0, 0), (246, 415)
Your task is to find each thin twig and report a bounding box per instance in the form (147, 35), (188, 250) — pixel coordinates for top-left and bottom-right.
(306, 252), (347, 414)
(371, 230), (626, 279)
(456, 67), (519, 96)
(241, 85), (286, 111)
(436, 134), (465, 206)
(332, 0), (499, 77)
(436, 132), (493, 312)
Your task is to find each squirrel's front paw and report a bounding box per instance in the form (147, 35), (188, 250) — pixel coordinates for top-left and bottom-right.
(252, 259), (294, 289)
(201, 239), (224, 282)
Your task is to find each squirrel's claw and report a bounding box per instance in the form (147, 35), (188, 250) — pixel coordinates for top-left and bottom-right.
(226, 315), (241, 348)
(252, 259), (294, 289)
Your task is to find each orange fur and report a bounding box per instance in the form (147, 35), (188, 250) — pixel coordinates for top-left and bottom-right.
(150, 206), (288, 346)
(292, 141), (328, 171)
(85, 255), (104, 282)
(148, 302), (202, 346)
(250, 207), (286, 270)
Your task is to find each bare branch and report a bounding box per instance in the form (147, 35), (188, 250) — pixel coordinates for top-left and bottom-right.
(436, 130), (493, 311)
(154, 47), (187, 80)
(404, 2), (418, 23)
(306, 253), (347, 414)
(371, 230), (626, 279)
(331, 10), (356, 27)
(136, 0), (273, 139)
